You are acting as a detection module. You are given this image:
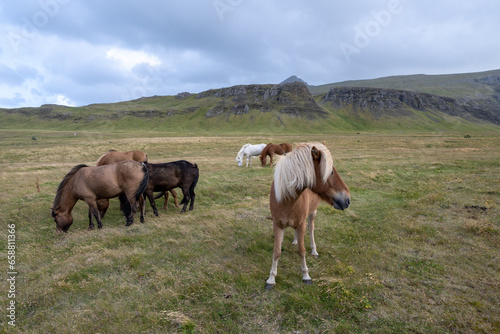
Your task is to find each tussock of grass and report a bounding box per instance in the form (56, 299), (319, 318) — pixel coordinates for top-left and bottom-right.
(0, 130), (498, 333)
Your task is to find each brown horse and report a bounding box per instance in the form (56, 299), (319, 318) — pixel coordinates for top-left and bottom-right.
(260, 143), (292, 167)
(265, 142), (350, 289)
(95, 149), (178, 219)
(96, 149), (148, 165)
(154, 191), (179, 210)
(51, 160), (149, 232)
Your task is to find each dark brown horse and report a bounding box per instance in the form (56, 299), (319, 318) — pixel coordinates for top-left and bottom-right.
(51, 160), (149, 232)
(95, 149), (178, 219)
(265, 142), (350, 289)
(142, 161), (199, 217)
(260, 143), (292, 167)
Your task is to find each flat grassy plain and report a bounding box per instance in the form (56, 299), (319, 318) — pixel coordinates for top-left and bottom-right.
(0, 130), (499, 333)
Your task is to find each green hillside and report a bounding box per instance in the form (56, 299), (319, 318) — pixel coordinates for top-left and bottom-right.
(309, 69), (500, 99)
(1, 70), (500, 134)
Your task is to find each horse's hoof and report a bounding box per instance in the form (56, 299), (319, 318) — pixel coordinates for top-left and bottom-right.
(312, 254), (319, 259)
(302, 279), (313, 285)
(265, 283), (275, 290)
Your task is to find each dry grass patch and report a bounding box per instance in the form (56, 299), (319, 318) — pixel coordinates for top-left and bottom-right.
(0, 131), (498, 333)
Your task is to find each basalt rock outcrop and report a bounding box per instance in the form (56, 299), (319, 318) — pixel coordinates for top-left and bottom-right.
(323, 86), (500, 125)
(199, 82), (327, 119)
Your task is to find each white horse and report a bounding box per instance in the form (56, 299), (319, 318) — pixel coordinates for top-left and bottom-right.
(236, 143), (267, 167)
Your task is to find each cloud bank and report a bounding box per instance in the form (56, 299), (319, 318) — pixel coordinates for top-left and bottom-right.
(1, 0), (499, 107)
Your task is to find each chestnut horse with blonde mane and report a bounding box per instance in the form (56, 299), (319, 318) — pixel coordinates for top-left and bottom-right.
(265, 142), (350, 289)
(51, 160), (149, 232)
(96, 149), (178, 219)
(259, 143), (292, 167)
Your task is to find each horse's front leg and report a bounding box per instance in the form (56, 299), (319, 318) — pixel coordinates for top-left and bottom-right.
(292, 212), (319, 257)
(296, 221), (312, 284)
(308, 210), (319, 258)
(265, 224), (285, 289)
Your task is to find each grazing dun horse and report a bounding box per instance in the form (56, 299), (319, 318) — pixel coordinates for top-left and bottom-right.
(236, 143), (267, 167)
(265, 142), (350, 289)
(51, 160), (149, 232)
(259, 143), (292, 167)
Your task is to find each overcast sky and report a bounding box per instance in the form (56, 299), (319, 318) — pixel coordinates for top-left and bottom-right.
(1, 0), (499, 108)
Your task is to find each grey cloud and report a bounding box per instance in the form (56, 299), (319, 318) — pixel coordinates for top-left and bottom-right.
(0, 0), (499, 108)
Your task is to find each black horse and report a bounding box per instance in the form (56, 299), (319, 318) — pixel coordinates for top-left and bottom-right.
(142, 161), (199, 218)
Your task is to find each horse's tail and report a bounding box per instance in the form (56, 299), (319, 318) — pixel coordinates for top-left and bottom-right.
(190, 164), (199, 193)
(120, 163), (149, 217)
(180, 163), (199, 205)
(135, 163), (149, 201)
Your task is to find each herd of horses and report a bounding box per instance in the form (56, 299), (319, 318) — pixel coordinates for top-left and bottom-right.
(52, 142), (350, 288)
(51, 150), (199, 232)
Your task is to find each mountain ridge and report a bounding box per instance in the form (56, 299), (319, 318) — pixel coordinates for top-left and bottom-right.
(309, 69), (500, 99)
(1, 69), (499, 132)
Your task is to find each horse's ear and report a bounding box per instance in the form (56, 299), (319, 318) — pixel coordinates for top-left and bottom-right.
(311, 146), (321, 161)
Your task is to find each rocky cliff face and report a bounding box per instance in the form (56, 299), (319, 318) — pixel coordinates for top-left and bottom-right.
(323, 86), (500, 125)
(197, 82), (327, 119)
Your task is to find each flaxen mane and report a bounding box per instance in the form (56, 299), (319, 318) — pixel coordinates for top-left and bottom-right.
(273, 143), (333, 203)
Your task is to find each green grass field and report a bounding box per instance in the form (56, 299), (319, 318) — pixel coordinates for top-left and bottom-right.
(0, 129), (499, 333)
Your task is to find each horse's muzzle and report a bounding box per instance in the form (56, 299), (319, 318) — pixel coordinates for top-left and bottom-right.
(333, 192), (351, 210)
